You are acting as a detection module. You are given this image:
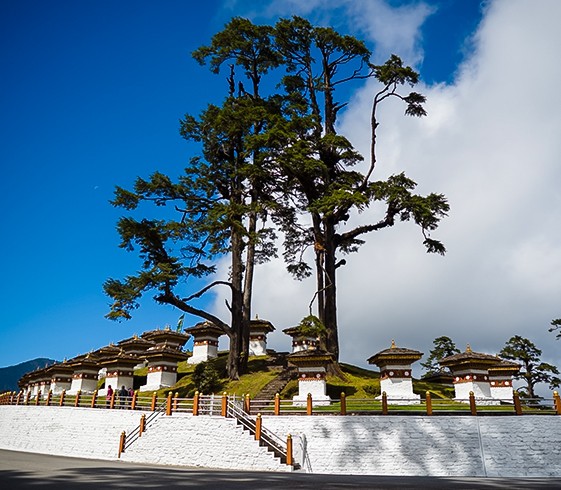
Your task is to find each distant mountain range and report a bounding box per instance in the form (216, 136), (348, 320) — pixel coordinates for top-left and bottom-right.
(0, 358), (57, 392)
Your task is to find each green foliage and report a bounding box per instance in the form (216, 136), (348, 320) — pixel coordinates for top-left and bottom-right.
(296, 314), (326, 339)
(363, 384), (380, 397)
(500, 335), (561, 398)
(421, 336), (460, 376)
(105, 15), (449, 373)
(549, 318), (561, 340)
(192, 361), (223, 395)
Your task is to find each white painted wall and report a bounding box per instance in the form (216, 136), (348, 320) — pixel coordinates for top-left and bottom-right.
(0, 406), (560, 477)
(263, 415), (561, 477)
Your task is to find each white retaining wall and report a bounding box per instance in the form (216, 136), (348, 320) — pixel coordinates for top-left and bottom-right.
(0, 406), (560, 476)
(0, 406), (140, 460)
(264, 415), (561, 477)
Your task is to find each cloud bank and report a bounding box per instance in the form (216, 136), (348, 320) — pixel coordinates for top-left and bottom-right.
(210, 0), (561, 393)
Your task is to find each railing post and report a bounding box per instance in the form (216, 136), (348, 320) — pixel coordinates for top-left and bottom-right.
(274, 393), (280, 416)
(255, 413), (262, 441)
(9, 392), (15, 404)
(25, 391), (30, 405)
(166, 392), (173, 416)
(340, 392), (347, 416)
(469, 391), (477, 416)
(306, 393), (313, 415)
(150, 392), (157, 412)
(74, 390), (81, 408)
(110, 390), (116, 410)
(193, 391), (199, 416)
(139, 414), (146, 437)
(513, 391), (522, 415)
(59, 390), (65, 407)
(91, 390), (98, 409)
(173, 392), (179, 412)
(381, 392), (388, 415)
(16, 391), (22, 405)
(118, 431), (126, 458)
(131, 390), (138, 410)
(244, 393), (251, 414)
(426, 391), (432, 416)
(46, 390), (52, 407)
(35, 390), (41, 406)
(221, 392), (228, 417)
(554, 391), (561, 415)
(286, 434), (293, 466)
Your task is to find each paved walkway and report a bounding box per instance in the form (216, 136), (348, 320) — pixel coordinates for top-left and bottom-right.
(1, 450), (560, 489)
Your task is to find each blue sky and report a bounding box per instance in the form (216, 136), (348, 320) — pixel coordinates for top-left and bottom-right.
(2, 1), (560, 391)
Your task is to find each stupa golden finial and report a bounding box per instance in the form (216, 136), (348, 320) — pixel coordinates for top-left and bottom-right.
(466, 344), (472, 353)
(390, 339), (396, 349)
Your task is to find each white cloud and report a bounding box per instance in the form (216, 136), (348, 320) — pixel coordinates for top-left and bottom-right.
(212, 0), (561, 395)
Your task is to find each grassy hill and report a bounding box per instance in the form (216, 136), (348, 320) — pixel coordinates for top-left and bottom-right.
(137, 352), (454, 400)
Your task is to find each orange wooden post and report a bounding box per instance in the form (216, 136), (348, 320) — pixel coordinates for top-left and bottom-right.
(553, 391), (561, 415)
(35, 390), (41, 406)
(59, 390), (66, 406)
(74, 390), (81, 408)
(426, 391), (433, 416)
(244, 394), (251, 414)
(16, 391), (23, 405)
(25, 391), (30, 405)
(193, 391), (199, 416)
(306, 393), (313, 415)
(150, 392), (157, 412)
(513, 391), (522, 415)
(173, 392), (179, 412)
(274, 393), (280, 416)
(286, 434), (293, 466)
(46, 390), (52, 407)
(118, 431), (126, 458)
(381, 392), (388, 415)
(255, 413), (262, 441)
(221, 392), (228, 417)
(91, 390), (98, 408)
(469, 391), (477, 416)
(109, 390), (116, 409)
(131, 390), (138, 410)
(340, 392), (347, 416)
(166, 392), (173, 416)
(139, 414), (146, 437)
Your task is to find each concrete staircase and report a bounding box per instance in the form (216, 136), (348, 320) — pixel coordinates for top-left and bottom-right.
(120, 413), (293, 472)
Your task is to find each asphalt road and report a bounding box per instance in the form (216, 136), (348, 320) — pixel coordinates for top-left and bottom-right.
(0, 450), (560, 489)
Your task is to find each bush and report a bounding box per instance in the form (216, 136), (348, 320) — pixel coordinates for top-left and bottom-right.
(192, 361), (222, 394)
(364, 384), (380, 397)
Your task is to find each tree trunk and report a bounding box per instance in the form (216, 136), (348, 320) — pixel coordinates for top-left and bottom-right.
(323, 219), (339, 361)
(228, 207), (245, 379)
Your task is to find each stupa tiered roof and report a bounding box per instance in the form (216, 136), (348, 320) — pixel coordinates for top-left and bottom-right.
(367, 340), (423, 367)
(250, 318), (275, 333)
(287, 349), (333, 367)
(141, 326), (191, 349)
(144, 342), (189, 362)
(184, 321), (223, 337)
(488, 358), (521, 376)
(117, 334), (155, 355)
(440, 345), (504, 371)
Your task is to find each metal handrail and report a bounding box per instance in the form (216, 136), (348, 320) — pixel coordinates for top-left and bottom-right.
(123, 400), (167, 451)
(223, 396), (290, 464)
